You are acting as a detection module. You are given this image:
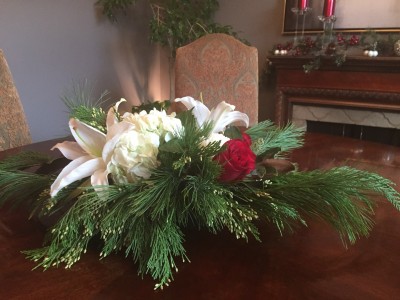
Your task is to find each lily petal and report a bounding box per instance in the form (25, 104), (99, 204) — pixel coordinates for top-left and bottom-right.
(51, 157), (106, 197)
(50, 155), (93, 196)
(212, 111), (249, 133)
(175, 96), (210, 127)
(106, 120), (134, 142)
(174, 96), (197, 110)
(208, 101), (235, 123)
(91, 168), (111, 199)
(175, 97), (249, 133)
(209, 101), (249, 132)
(69, 118), (106, 157)
(51, 141), (86, 160)
(91, 168), (110, 187)
(106, 98), (126, 129)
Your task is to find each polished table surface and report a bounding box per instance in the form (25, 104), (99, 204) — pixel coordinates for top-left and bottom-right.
(1, 133), (400, 299)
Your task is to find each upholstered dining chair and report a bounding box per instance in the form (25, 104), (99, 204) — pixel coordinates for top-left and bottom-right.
(174, 33), (258, 125)
(0, 49), (31, 150)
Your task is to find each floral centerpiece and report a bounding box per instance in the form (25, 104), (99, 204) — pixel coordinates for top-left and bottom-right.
(1, 94), (400, 289)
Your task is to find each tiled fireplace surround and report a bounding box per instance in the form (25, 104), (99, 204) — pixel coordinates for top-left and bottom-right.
(292, 105), (400, 130)
(268, 56), (400, 137)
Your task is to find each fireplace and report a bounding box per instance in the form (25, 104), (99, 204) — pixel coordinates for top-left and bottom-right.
(292, 104), (400, 145)
(268, 55), (400, 145)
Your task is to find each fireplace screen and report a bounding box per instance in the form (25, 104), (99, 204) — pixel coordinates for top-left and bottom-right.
(307, 120), (400, 146)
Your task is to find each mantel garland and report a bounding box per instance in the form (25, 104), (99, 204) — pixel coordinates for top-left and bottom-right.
(1, 92), (400, 289)
(270, 30), (400, 73)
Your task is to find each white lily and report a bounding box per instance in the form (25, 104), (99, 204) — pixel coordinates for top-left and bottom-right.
(50, 119), (108, 197)
(50, 98), (129, 197)
(175, 96), (249, 133)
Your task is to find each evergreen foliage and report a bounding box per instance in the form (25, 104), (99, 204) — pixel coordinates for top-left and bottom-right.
(1, 100), (400, 289)
(96, 0), (243, 56)
(61, 80), (108, 132)
(246, 121), (304, 158)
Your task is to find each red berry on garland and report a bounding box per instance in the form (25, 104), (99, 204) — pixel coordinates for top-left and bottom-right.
(325, 42), (336, 55)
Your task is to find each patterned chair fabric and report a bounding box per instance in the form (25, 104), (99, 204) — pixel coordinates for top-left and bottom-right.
(0, 49), (31, 150)
(175, 33), (258, 125)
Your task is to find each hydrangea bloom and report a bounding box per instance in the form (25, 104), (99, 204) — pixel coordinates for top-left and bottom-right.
(106, 106), (182, 184)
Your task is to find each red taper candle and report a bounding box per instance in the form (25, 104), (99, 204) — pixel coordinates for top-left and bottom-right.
(323, 0), (336, 17)
(298, 0), (308, 10)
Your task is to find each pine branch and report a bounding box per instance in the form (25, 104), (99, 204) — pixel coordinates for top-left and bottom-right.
(61, 79), (108, 132)
(265, 167), (400, 245)
(246, 121), (304, 158)
(245, 120), (275, 139)
(0, 151), (54, 171)
(159, 111), (222, 176)
(0, 170), (52, 208)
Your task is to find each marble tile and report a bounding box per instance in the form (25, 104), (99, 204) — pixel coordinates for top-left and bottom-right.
(292, 105), (400, 129)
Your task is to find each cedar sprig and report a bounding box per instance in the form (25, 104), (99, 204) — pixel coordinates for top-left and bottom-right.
(229, 181), (305, 235)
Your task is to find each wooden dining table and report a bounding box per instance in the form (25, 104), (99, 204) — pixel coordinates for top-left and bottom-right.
(1, 132), (400, 299)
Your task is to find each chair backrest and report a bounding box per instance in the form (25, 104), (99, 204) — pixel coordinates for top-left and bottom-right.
(0, 49), (31, 150)
(175, 33), (258, 125)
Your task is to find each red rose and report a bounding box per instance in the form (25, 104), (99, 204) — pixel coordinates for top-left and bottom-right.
(213, 133), (256, 182)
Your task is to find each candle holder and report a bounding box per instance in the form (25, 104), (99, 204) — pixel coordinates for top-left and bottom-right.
(291, 6), (312, 46)
(318, 15), (337, 51)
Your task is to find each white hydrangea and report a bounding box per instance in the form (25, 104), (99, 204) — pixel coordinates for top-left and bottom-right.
(107, 129), (160, 183)
(122, 109), (182, 142)
(106, 108), (183, 184)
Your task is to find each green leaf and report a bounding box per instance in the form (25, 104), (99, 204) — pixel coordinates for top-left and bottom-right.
(158, 138), (182, 153)
(224, 126), (243, 139)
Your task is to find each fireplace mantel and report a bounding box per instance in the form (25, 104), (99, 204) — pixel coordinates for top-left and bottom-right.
(268, 55), (400, 127)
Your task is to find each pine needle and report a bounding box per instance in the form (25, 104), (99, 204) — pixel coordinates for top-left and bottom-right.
(0, 151), (54, 171)
(246, 121), (304, 158)
(0, 170), (52, 208)
(61, 79), (109, 132)
(266, 167), (400, 245)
